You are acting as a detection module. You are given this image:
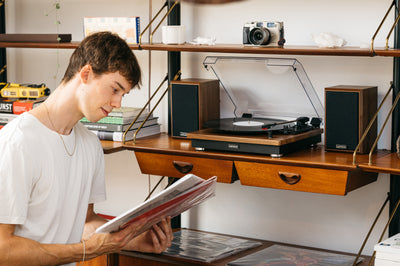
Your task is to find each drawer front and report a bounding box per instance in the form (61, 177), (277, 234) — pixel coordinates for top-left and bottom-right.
(235, 161), (350, 195)
(135, 152), (233, 183)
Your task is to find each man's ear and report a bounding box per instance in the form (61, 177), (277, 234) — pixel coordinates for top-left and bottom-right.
(80, 64), (92, 84)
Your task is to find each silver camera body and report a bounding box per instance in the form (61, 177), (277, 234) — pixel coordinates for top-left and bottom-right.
(243, 21), (285, 47)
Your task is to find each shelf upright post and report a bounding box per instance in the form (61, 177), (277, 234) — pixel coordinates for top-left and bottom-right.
(0, 1), (6, 82)
(390, 0), (400, 236)
(167, 0), (182, 230)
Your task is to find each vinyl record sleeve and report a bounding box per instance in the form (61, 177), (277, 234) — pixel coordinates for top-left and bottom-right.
(162, 229), (262, 262)
(95, 174), (217, 235)
(227, 245), (363, 266)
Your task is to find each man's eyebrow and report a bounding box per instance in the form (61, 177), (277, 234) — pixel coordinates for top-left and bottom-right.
(115, 81), (127, 92)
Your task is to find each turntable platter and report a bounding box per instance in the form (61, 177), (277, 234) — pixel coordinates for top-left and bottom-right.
(204, 117), (286, 134)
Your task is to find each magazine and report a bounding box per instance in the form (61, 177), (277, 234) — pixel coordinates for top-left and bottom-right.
(95, 174), (217, 236)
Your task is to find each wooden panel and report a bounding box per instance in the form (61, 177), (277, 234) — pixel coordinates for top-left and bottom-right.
(187, 128), (323, 146)
(135, 151), (233, 183)
(359, 152), (400, 175)
(100, 140), (125, 154)
(235, 161), (377, 195)
(77, 255), (107, 266)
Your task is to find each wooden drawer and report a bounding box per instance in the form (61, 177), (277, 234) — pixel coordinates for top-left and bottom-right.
(135, 151), (234, 183)
(235, 161), (377, 195)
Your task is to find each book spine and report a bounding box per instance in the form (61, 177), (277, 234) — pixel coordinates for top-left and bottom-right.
(107, 109), (148, 117)
(81, 114), (152, 124)
(136, 17), (140, 44)
(82, 116), (125, 124)
(82, 118), (157, 132)
(0, 114), (18, 123)
(0, 101), (13, 113)
(0, 98), (45, 114)
(94, 131), (116, 141)
(84, 123), (123, 131)
(13, 101), (39, 115)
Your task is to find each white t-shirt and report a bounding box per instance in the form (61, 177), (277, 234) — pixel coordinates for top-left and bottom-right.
(0, 112), (106, 247)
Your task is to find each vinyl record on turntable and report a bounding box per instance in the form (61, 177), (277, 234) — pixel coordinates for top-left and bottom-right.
(204, 117), (286, 134)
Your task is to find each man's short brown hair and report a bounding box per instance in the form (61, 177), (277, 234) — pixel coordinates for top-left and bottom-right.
(62, 31), (141, 88)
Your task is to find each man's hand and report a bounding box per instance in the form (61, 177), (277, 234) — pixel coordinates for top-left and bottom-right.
(123, 217), (174, 254)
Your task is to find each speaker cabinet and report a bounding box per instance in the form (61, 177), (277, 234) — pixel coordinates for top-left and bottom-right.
(325, 85), (377, 153)
(171, 79), (220, 138)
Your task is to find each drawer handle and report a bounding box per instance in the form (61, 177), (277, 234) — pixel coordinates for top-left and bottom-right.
(173, 161), (193, 174)
(278, 171), (301, 185)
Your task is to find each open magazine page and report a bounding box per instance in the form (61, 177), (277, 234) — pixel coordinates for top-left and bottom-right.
(95, 174), (217, 235)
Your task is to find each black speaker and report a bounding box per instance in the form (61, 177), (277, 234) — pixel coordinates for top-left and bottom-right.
(325, 85), (377, 153)
(171, 79), (220, 138)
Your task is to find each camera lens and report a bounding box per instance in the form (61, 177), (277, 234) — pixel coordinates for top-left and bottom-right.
(249, 27), (271, 45)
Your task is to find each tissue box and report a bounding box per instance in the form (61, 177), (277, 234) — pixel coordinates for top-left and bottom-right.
(374, 233), (400, 265)
(84, 17), (140, 44)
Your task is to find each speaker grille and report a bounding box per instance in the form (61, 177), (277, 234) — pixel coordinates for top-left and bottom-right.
(171, 84), (199, 137)
(325, 91), (359, 150)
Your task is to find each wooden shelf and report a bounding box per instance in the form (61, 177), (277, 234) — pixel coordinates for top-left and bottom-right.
(0, 41), (140, 50)
(100, 140), (125, 154)
(106, 134), (399, 176)
(121, 133), (393, 172)
(359, 152), (400, 175)
(141, 43), (376, 56)
(374, 48), (400, 57)
(0, 41), (81, 49)
(0, 41), (388, 57)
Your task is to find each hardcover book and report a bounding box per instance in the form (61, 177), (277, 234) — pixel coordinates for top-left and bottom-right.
(80, 107), (152, 125)
(0, 113), (18, 124)
(0, 97), (46, 114)
(82, 117), (158, 132)
(108, 107), (149, 117)
(95, 174), (217, 235)
(90, 124), (160, 141)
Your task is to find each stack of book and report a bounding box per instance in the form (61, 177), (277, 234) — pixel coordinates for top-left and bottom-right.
(0, 97), (47, 129)
(80, 107), (160, 142)
(374, 233), (400, 265)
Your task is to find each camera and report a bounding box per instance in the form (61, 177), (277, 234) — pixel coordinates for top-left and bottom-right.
(243, 21), (285, 47)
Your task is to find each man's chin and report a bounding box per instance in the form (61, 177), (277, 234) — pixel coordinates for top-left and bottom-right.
(85, 116), (103, 123)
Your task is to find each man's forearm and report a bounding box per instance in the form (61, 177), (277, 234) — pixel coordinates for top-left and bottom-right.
(0, 235), (85, 266)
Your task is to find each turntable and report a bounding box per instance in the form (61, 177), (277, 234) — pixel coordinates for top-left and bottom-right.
(187, 56), (325, 157)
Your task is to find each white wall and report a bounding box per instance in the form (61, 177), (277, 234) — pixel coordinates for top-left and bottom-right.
(6, 0), (396, 255)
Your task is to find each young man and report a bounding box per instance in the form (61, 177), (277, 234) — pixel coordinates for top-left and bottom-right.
(0, 31), (173, 265)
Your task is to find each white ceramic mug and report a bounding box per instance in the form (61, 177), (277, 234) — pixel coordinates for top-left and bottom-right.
(162, 25), (185, 44)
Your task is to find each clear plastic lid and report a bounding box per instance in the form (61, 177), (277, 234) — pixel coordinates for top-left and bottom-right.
(203, 56), (324, 121)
